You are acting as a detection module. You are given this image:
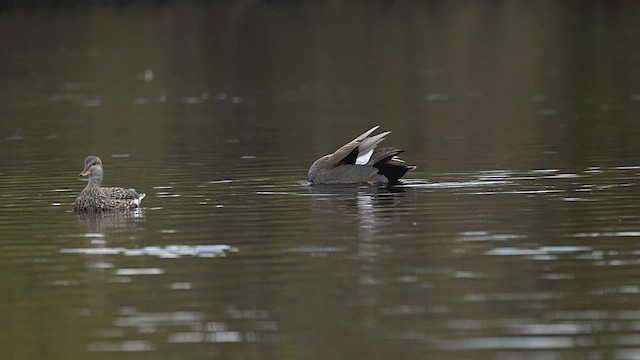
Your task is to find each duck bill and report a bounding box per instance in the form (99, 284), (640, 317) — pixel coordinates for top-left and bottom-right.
(79, 168), (92, 177)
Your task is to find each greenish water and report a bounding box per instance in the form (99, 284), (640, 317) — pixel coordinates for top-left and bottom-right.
(2, 1), (640, 359)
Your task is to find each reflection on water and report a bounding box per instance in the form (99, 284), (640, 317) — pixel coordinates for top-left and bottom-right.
(76, 209), (145, 234)
(2, 1), (640, 359)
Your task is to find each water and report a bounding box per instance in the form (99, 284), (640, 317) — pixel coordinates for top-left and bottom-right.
(2, 1), (640, 359)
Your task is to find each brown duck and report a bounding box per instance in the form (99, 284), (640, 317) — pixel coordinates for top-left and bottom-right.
(73, 156), (146, 212)
(308, 126), (415, 185)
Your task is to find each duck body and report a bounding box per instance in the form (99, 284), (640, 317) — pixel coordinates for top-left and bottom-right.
(74, 185), (145, 212)
(308, 126), (415, 185)
(73, 156), (146, 212)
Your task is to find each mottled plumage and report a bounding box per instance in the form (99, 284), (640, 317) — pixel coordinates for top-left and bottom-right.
(308, 126), (415, 185)
(73, 156), (146, 212)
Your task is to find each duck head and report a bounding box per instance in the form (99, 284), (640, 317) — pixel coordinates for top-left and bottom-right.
(79, 155), (104, 186)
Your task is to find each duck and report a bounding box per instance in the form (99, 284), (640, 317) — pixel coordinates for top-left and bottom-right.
(73, 156), (146, 212)
(308, 125), (415, 185)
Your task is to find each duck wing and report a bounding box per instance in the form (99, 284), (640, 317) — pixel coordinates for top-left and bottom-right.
(102, 187), (144, 200)
(325, 126), (391, 168)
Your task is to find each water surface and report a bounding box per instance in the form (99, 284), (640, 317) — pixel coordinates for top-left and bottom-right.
(2, 1), (640, 359)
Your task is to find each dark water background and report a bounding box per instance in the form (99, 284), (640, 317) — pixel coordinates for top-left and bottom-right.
(2, 1), (640, 359)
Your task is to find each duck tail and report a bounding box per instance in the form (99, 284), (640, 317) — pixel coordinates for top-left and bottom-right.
(371, 147), (415, 184)
(134, 193), (146, 206)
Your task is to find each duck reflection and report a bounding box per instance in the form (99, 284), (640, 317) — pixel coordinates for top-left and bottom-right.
(307, 184), (407, 227)
(306, 184), (413, 333)
(76, 209), (146, 235)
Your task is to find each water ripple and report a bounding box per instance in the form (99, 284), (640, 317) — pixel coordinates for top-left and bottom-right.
(61, 244), (236, 258)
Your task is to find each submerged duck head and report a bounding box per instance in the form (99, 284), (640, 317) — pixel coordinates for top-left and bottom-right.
(79, 155), (104, 186)
(308, 126), (415, 185)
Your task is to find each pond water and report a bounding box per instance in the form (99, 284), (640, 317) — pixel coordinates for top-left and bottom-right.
(2, 1), (640, 359)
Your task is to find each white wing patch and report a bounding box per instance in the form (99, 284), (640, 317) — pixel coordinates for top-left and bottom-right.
(356, 149), (374, 165)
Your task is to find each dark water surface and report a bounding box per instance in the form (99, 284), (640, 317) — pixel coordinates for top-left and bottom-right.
(3, 1), (640, 359)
